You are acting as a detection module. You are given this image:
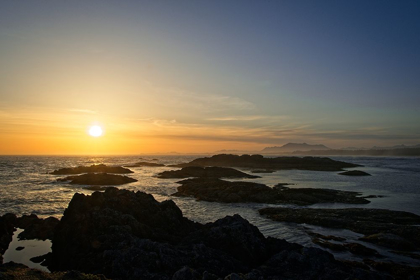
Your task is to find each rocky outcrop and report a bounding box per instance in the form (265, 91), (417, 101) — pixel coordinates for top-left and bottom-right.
(172, 154), (361, 171)
(45, 188), (387, 279)
(0, 262), (109, 279)
(157, 166), (260, 179)
(50, 164), (133, 175)
(173, 178), (370, 205)
(124, 162), (165, 167)
(259, 207), (420, 251)
(57, 173), (137, 185)
(339, 170), (371, 176)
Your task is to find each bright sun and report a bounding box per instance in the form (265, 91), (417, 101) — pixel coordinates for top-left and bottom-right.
(89, 125), (103, 137)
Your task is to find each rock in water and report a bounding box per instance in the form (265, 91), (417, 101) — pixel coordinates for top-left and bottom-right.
(50, 164), (133, 175)
(171, 154), (361, 171)
(57, 173), (137, 185)
(339, 170), (371, 176)
(157, 166), (260, 179)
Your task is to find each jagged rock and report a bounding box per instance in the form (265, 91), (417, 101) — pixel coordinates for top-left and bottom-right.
(50, 164), (133, 175)
(157, 166), (260, 179)
(259, 207), (420, 251)
(0, 213), (17, 258)
(0, 262), (109, 279)
(57, 173), (137, 185)
(173, 178), (370, 205)
(16, 214), (59, 240)
(44, 188), (387, 279)
(339, 170), (371, 176)
(172, 154), (361, 171)
(125, 162), (165, 167)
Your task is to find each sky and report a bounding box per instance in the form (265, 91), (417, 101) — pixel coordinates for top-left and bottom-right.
(1, 0), (419, 155)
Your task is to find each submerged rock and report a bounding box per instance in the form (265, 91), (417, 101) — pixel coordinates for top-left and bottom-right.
(45, 188), (386, 279)
(259, 207), (420, 251)
(173, 178), (370, 205)
(172, 154), (361, 171)
(57, 173), (137, 185)
(50, 164), (133, 175)
(124, 161), (165, 167)
(339, 170), (371, 176)
(157, 166), (260, 179)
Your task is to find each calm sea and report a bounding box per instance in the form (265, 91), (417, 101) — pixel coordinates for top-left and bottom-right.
(1, 155), (420, 266)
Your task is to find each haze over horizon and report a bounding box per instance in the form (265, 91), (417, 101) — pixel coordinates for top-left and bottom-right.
(1, 1), (419, 155)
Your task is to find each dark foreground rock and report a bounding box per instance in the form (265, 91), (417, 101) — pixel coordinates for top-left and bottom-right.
(124, 161), (165, 167)
(339, 170), (371, 176)
(50, 164), (133, 175)
(157, 166), (260, 179)
(172, 154), (361, 171)
(44, 188), (389, 279)
(57, 173), (137, 185)
(0, 262), (109, 279)
(259, 207), (420, 251)
(173, 178), (370, 205)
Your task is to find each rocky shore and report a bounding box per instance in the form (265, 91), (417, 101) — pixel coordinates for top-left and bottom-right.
(259, 207), (420, 252)
(57, 173), (137, 185)
(172, 154), (361, 171)
(50, 164), (133, 175)
(157, 166), (260, 179)
(124, 161), (165, 167)
(2, 188), (410, 279)
(173, 178), (370, 205)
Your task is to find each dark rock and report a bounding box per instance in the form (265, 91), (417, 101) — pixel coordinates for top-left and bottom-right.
(305, 231), (346, 242)
(57, 173), (137, 185)
(44, 188), (385, 279)
(173, 178), (370, 205)
(84, 186), (109, 191)
(125, 161), (165, 167)
(30, 254), (47, 263)
(339, 170), (371, 176)
(15, 246), (24, 251)
(172, 154), (361, 171)
(50, 164), (133, 175)
(363, 259), (420, 280)
(391, 251), (420, 260)
(157, 166), (260, 179)
(16, 214), (59, 240)
(0, 213), (17, 257)
(250, 170), (275, 173)
(172, 266), (201, 280)
(259, 207), (420, 251)
(0, 261), (109, 279)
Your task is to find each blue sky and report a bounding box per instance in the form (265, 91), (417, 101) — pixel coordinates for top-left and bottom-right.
(1, 1), (419, 153)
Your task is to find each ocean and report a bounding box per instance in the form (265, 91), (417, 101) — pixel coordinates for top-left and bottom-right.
(1, 155), (420, 268)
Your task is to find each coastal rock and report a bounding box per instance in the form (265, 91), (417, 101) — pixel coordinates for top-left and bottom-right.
(339, 170), (371, 176)
(50, 164), (133, 175)
(172, 154), (361, 171)
(0, 262), (109, 279)
(124, 161), (165, 167)
(45, 188), (385, 279)
(16, 215), (59, 240)
(157, 166), (260, 179)
(173, 178), (370, 205)
(57, 173), (137, 185)
(259, 207), (420, 251)
(0, 213), (16, 259)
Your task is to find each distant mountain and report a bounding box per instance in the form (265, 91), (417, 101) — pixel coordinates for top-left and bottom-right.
(261, 143), (331, 154)
(292, 148), (420, 157)
(370, 144), (420, 150)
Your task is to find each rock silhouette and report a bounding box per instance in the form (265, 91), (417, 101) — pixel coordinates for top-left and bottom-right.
(57, 173), (137, 185)
(50, 164), (133, 175)
(157, 166), (260, 179)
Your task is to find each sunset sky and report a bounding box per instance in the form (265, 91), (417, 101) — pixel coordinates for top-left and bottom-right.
(1, 1), (419, 155)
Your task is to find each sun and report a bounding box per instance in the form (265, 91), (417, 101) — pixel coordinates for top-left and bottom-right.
(88, 125), (103, 137)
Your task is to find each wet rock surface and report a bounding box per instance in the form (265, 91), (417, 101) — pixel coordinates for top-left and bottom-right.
(50, 164), (133, 175)
(57, 173), (137, 185)
(157, 166), (260, 179)
(339, 170), (371, 176)
(172, 154), (361, 171)
(173, 178), (370, 205)
(44, 188), (388, 279)
(259, 207), (420, 251)
(124, 161), (165, 167)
